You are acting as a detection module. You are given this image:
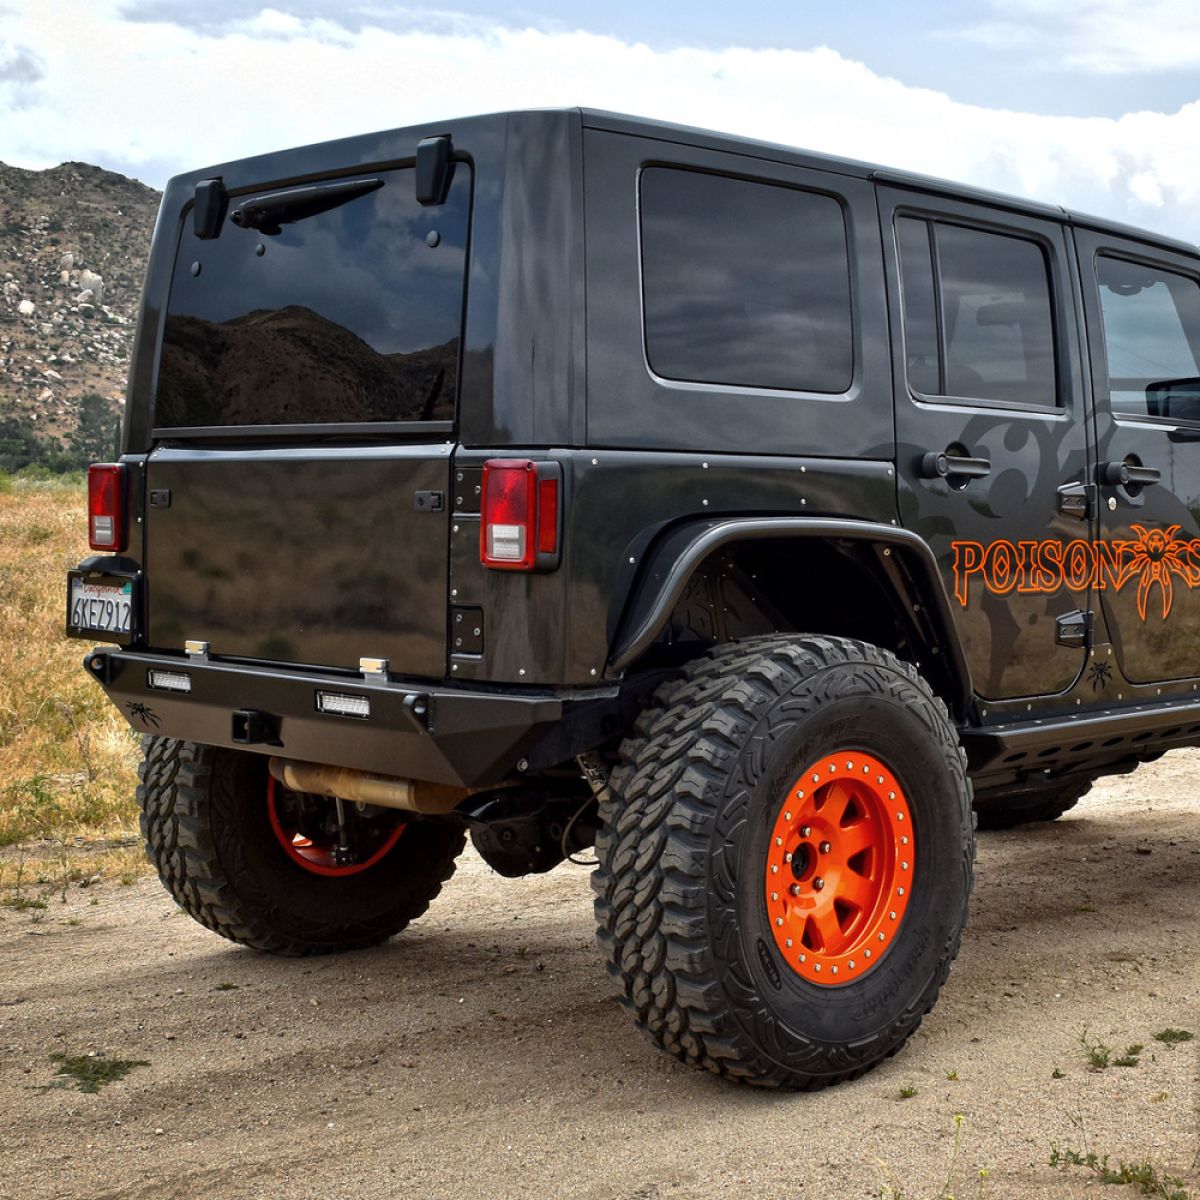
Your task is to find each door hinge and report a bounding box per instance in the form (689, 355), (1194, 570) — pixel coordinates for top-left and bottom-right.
(1056, 481), (1095, 521)
(1055, 609), (1093, 648)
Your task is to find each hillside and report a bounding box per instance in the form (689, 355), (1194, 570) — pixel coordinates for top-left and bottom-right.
(0, 160), (160, 455)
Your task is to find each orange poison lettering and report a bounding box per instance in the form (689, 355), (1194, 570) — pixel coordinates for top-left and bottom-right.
(950, 526), (1200, 621)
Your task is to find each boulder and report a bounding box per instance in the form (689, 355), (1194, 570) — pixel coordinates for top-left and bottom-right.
(79, 269), (105, 304)
(17, 299), (35, 316)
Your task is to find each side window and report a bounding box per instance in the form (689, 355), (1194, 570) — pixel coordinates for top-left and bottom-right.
(640, 167), (853, 394)
(1096, 254), (1200, 421)
(896, 216), (1058, 407)
(895, 218), (939, 395)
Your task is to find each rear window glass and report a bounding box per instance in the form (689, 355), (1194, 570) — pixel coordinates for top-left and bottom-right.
(155, 164), (471, 429)
(639, 167), (853, 394)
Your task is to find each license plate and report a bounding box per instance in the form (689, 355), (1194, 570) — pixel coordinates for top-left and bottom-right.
(68, 575), (133, 640)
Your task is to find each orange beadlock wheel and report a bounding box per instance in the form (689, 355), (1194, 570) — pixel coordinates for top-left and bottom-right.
(764, 751), (914, 985)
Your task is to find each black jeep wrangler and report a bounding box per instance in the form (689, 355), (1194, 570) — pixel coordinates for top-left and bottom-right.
(67, 109), (1200, 1089)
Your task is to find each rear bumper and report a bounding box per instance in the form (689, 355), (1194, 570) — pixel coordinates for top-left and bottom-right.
(85, 648), (613, 788)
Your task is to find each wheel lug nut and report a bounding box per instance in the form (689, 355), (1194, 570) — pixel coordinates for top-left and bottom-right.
(819, 841), (831, 854)
(789, 884), (800, 896)
(800, 825), (811, 837)
(813, 877), (825, 891)
(784, 852), (793, 863)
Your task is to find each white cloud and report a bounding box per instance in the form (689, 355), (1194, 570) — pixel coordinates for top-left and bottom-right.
(958, 0), (1200, 74)
(1, 1), (1199, 242)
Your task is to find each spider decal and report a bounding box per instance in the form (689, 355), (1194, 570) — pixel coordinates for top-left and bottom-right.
(1117, 524), (1192, 621)
(126, 700), (161, 729)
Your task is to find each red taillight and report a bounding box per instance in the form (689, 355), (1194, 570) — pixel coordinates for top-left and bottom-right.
(480, 459), (561, 571)
(537, 478), (558, 555)
(87, 463), (126, 552)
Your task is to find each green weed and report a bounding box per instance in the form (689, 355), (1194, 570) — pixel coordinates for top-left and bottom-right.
(878, 1115), (989, 1200)
(1153, 1029), (1194, 1046)
(1080, 1027), (1112, 1069)
(1049, 1145), (1189, 1200)
(47, 1051), (149, 1094)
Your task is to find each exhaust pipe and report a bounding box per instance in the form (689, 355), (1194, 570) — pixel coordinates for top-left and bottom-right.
(268, 758), (471, 815)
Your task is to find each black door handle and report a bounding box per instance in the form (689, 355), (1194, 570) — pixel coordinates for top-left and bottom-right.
(1098, 460), (1161, 487)
(920, 450), (992, 480)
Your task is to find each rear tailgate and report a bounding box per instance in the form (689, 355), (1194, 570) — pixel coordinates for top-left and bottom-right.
(145, 443), (451, 674)
(141, 155), (471, 674)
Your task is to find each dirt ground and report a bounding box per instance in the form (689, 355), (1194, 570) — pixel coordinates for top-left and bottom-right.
(2, 753), (1198, 1200)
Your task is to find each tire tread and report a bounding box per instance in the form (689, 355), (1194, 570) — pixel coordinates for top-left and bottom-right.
(137, 738), (463, 956)
(592, 635), (975, 1089)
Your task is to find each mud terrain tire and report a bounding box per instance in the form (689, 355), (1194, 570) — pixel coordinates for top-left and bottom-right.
(138, 738), (464, 956)
(973, 776), (1093, 830)
(592, 635), (974, 1089)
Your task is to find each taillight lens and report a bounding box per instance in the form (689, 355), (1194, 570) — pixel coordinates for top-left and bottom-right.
(87, 463), (126, 552)
(480, 459), (561, 571)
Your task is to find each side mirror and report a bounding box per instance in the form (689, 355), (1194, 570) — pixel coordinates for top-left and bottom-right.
(1147, 377), (1200, 422)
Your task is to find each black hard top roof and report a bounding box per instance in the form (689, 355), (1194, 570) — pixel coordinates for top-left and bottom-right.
(579, 108), (1198, 257)
(173, 107), (1196, 257)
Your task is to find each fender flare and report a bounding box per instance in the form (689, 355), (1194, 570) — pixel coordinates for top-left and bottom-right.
(605, 517), (973, 716)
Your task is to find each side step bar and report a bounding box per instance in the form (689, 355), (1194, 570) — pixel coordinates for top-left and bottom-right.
(962, 695), (1200, 784)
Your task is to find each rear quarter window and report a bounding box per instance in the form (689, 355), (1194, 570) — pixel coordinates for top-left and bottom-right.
(639, 167), (853, 394)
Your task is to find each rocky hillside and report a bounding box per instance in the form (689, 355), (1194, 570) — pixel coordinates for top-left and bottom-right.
(0, 160), (160, 446)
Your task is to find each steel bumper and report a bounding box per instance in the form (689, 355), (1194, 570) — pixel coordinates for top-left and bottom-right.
(84, 648), (600, 788)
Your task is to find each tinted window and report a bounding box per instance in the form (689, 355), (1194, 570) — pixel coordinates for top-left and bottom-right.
(896, 217), (1058, 406)
(895, 217), (940, 395)
(1096, 255), (1200, 420)
(640, 168), (852, 393)
(936, 224), (1057, 406)
(155, 164), (471, 428)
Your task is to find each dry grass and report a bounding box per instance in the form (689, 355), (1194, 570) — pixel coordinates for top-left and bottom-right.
(0, 472), (144, 900)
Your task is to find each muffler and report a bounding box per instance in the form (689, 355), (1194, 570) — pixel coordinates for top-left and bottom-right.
(268, 758), (471, 815)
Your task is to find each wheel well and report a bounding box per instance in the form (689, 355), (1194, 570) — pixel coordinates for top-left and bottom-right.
(625, 536), (966, 718)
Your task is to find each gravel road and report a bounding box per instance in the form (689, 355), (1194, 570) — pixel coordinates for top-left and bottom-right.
(3, 752), (1198, 1199)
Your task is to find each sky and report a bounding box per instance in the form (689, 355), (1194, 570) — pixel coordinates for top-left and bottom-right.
(2, 0), (1200, 240)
